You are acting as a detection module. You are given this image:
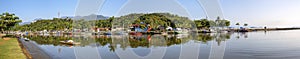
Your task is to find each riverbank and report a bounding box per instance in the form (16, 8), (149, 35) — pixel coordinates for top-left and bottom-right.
(18, 37), (51, 59)
(0, 37), (26, 59)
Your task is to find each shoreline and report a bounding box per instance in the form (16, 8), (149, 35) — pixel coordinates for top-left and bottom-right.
(17, 37), (32, 59)
(9, 27), (300, 35)
(17, 37), (52, 59)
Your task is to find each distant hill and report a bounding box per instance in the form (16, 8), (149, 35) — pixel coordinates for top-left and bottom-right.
(112, 13), (194, 28)
(20, 18), (44, 25)
(61, 14), (109, 20)
(20, 22), (32, 25)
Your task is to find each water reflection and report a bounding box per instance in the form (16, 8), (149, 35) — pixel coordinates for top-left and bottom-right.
(25, 35), (73, 46)
(235, 32), (248, 39)
(22, 30), (300, 59)
(25, 33), (232, 51)
(23, 33), (232, 59)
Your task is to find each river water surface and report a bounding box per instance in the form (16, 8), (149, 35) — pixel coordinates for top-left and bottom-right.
(23, 30), (300, 59)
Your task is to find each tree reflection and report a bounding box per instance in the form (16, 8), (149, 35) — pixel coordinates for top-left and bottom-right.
(95, 36), (112, 46)
(213, 33), (231, 46)
(24, 33), (232, 52)
(25, 35), (73, 46)
(195, 34), (214, 43)
(165, 36), (182, 46)
(235, 32), (248, 39)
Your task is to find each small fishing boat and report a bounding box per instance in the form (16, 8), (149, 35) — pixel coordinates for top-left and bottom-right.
(129, 32), (142, 35)
(103, 32), (112, 35)
(24, 38), (30, 41)
(60, 40), (80, 45)
(175, 28), (189, 34)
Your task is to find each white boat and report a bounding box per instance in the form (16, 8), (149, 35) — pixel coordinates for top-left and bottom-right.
(24, 38), (30, 41)
(60, 40), (80, 45)
(175, 28), (189, 34)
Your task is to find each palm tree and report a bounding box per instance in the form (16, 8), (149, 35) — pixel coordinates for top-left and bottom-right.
(243, 23), (248, 29)
(235, 23), (240, 29)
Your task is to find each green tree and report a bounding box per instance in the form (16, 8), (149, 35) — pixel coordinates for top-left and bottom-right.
(215, 16), (230, 27)
(0, 12), (22, 32)
(133, 13), (173, 29)
(244, 23), (248, 28)
(225, 20), (230, 26)
(235, 23), (240, 28)
(194, 19), (211, 29)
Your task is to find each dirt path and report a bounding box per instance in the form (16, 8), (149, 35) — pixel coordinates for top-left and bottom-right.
(0, 38), (9, 45)
(0, 34), (6, 45)
(0, 38), (11, 46)
(0, 41), (4, 45)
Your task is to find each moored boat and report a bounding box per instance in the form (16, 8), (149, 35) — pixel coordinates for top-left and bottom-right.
(24, 38), (30, 41)
(129, 32), (142, 35)
(60, 40), (80, 45)
(103, 32), (112, 35)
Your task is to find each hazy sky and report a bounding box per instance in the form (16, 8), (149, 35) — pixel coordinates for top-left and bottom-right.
(1, 0), (300, 27)
(221, 0), (300, 27)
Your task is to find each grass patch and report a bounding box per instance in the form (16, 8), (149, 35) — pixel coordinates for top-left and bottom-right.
(0, 38), (26, 59)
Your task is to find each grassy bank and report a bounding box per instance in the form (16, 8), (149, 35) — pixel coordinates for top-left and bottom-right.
(0, 38), (26, 59)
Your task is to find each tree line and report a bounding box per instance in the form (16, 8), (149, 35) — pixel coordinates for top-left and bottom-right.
(0, 12), (230, 32)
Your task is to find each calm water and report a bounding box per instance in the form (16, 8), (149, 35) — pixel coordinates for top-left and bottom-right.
(24, 30), (300, 59)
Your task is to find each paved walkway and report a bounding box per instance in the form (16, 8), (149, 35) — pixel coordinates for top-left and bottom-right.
(18, 38), (51, 59)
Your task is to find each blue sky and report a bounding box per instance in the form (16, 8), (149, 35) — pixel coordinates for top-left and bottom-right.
(0, 0), (205, 21)
(1, 0), (300, 27)
(0, 0), (77, 21)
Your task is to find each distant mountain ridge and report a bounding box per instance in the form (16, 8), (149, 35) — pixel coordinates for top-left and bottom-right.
(61, 14), (109, 20)
(20, 14), (109, 25)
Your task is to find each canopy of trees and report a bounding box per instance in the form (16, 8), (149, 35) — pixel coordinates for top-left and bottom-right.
(112, 13), (195, 30)
(194, 19), (213, 29)
(14, 18), (72, 31)
(0, 12), (22, 32)
(133, 13), (175, 29)
(13, 13), (230, 31)
(194, 17), (230, 29)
